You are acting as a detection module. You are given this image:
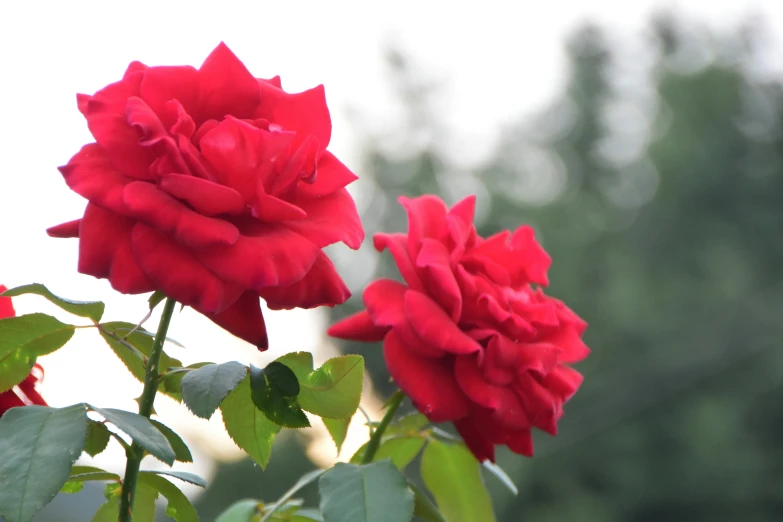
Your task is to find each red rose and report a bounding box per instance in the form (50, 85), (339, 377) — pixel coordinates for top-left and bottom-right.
(0, 285), (48, 416)
(328, 195), (589, 462)
(48, 43), (364, 349)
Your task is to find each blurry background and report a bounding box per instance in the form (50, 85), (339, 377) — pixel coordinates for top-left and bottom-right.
(1, 1), (783, 521)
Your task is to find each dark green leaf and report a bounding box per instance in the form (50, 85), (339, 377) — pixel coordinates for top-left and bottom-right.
(181, 362), (247, 419)
(144, 470), (206, 488)
(221, 376), (280, 468)
(89, 406), (175, 466)
(322, 417), (350, 454)
(138, 472), (199, 522)
(420, 439), (495, 522)
(148, 290), (167, 311)
(98, 321), (182, 398)
(0, 314), (75, 391)
(0, 404), (88, 522)
(150, 419), (193, 463)
(214, 499), (261, 522)
(250, 364), (309, 429)
(409, 482), (447, 522)
(2, 284), (104, 322)
(318, 461), (414, 522)
(84, 419), (111, 457)
(275, 353), (364, 420)
(264, 361), (300, 396)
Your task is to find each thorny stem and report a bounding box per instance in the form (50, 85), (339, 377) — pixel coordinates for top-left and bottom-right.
(118, 297), (177, 522)
(361, 390), (405, 465)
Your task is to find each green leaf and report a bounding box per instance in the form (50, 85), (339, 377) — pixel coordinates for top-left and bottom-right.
(65, 465), (120, 484)
(215, 499), (261, 522)
(161, 362), (211, 401)
(350, 436), (425, 469)
(90, 484), (158, 522)
(250, 364), (310, 429)
(84, 419), (111, 457)
(265, 361), (300, 396)
(396, 412), (429, 433)
(148, 290), (167, 311)
(91, 497), (120, 522)
(318, 461), (414, 522)
(221, 376), (280, 468)
(131, 484), (160, 522)
(89, 406), (175, 465)
(0, 314), (75, 391)
(420, 439), (495, 522)
(59, 481), (83, 494)
(482, 460), (518, 495)
(144, 470), (207, 488)
(292, 509), (324, 522)
(181, 361), (247, 419)
(2, 283), (104, 322)
(275, 353), (364, 420)
(98, 321), (182, 397)
(150, 419), (193, 463)
(322, 417), (351, 454)
(409, 482), (447, 522)
(138, 472), (199, 522)
(259, 469), (325, 522)
(0, 404), (88, 522)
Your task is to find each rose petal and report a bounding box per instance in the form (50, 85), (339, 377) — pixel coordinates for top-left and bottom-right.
(511, 226), (551, 286)
(251, 189), (307, 222)
(416, 238), (462, 321)
(77, 204), (155, 294)
(362, 279), (407, 328)
(538, 325), (590, 364)
(256, 82), (331, 154)
(542, 365), (584, 402)
(454, 413), (497, 463)
(399, 195), (448, 259)
(285, 187), (364, 249)
(131, 224), (243, 314)
(260, 251), (350, 310)
(160, 174), (246, 216)
(393, 319), (445, 359)
(197, 42), (261, 121)
(0, 285), (15, 319)
(454, 354), (531, 430)
(47, 219), (81, 238)
(122, 181), (240, 248)
(297, 151), (358, 199)
(139, 65), (200, 120)
(198, 224), (319, 290)
(404, 290), (481, 355)
(384, 330), (470, 422)
(327, 310), (389, 342)
(58, 143), (135, 215)
(373, 233), (424, 291)
(81, 70), (157, 180)
(201, 290), (268, 350)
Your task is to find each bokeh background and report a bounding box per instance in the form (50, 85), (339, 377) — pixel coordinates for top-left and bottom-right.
(2, 1), (783, 521)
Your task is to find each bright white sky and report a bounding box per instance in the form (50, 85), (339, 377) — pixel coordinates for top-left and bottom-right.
(1, 0), (782, 500)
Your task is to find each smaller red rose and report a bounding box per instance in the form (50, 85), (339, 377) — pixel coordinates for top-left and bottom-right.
(328, 195), (589, 462)
(0, 285), (48, 416)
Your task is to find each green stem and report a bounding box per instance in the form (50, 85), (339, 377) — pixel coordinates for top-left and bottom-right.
(361, 390), (405, 465)
(118, 297), (177, 522)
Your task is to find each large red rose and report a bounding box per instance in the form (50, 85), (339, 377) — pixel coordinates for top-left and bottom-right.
(48, 43), (364, 350)
(328, 195), (589, 462)
(0, 285), (48, 416)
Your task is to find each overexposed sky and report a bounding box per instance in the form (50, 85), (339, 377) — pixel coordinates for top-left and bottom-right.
(1, 0), (782, 497)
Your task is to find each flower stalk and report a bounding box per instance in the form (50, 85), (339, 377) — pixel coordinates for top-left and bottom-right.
(361, 390), (405, 465)
(118, 297), (177, 522)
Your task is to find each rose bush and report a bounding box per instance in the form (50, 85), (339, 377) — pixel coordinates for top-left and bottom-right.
(0, 285), (47, 416)
(329, 195), (589, 462)
(48, 43), (364, 349)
